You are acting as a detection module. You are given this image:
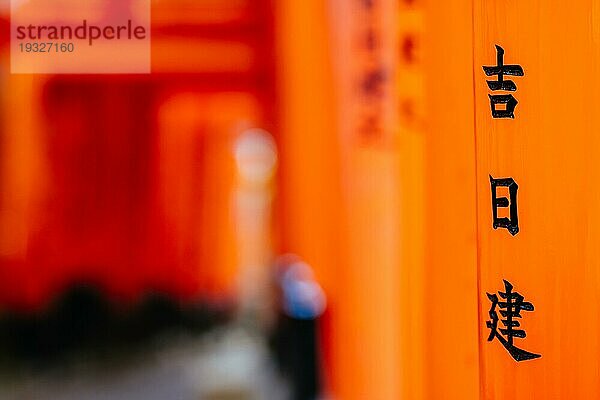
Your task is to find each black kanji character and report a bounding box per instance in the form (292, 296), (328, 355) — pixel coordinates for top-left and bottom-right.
(486, 280), (540, 362)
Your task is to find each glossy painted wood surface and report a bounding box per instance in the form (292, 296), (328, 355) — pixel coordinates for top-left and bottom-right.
(474, 1), (600, 398)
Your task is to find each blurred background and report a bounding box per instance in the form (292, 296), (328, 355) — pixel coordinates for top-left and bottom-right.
(0, 0), (480, 399)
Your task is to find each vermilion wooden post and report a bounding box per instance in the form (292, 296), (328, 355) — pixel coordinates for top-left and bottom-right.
(0, 75), (48, 309)
(422, 1), (480, 399)
(330, 0), (403, 398)
(474, 1), (600, 398)
(274, 0), (343, 396)
(397, 1), (427, 398)
(277, 0), (403, 398)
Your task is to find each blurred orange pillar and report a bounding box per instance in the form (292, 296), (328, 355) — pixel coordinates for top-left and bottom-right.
(274, 0), (343, 394)
(422, 1), (479, 400)
(328, 0), (403, 398)
(275, 0), (341, 304)
(276, 0), (402, 398)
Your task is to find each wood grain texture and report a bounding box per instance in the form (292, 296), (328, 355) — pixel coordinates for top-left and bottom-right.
(474, 1), (600, 398)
